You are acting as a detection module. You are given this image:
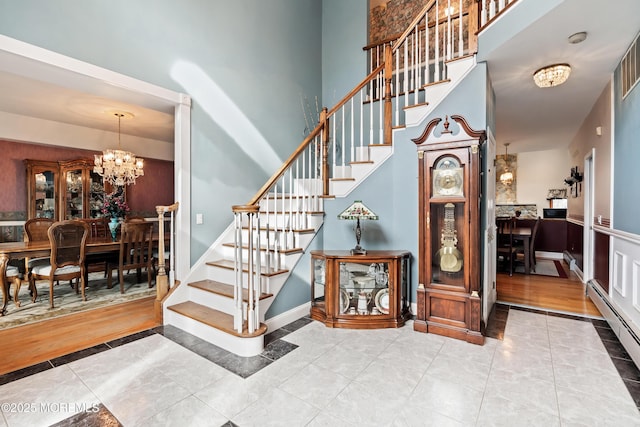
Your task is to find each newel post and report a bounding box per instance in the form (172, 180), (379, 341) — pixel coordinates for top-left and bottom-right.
(320, 107), (330, 196)
(384, 44), (393, 145)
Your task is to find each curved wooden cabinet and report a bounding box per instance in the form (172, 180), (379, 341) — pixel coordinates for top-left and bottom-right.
(310, 250), (411, 329)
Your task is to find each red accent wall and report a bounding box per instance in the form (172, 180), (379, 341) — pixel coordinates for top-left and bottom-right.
(0, 139), (173, 216)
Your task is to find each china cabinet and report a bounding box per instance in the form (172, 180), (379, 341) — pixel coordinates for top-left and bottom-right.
(411, 115), (485, 344)
(25, 160), (60, 220)
(59, 159), (109, 220)
(310, 250), (411, 329)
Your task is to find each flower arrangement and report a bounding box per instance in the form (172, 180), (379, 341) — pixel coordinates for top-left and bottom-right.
(101, 190), (130, 219)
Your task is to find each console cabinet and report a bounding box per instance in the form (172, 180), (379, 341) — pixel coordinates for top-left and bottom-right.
(310, 250), (411, 329)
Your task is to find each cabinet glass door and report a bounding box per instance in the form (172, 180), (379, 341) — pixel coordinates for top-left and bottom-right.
(89, 170), (105, 218)
(312, 257), (326, 309)
(339, 261), (390, 316)
(34, 171), (56, 219)
(65, 169), (83, 219)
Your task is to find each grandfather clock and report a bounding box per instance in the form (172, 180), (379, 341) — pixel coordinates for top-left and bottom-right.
(412, 115), (485, 345)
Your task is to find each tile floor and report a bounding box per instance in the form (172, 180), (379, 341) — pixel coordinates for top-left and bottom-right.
(1, 305), (640, 426)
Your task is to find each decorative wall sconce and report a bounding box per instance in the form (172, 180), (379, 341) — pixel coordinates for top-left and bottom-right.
(564, 166), (583, 197)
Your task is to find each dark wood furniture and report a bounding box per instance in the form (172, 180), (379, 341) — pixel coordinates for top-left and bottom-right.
(0, 232), (166, 314)
(25, 160), (60, 220)
(59, 159), (108, 220)
(496, 218), (517, 275)
(412, 115), (485, 344)
(29, 220), (90, 309)
(106, 221), (155, 293)
(26, 158), (115, 221)
(310, 250), (411, 329)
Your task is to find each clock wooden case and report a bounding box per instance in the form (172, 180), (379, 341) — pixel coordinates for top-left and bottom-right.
(412, 115), (485, 345)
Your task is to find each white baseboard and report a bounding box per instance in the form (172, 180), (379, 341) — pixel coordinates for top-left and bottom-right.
(265, 302), (311, 332)
(537, 251), (563, 260)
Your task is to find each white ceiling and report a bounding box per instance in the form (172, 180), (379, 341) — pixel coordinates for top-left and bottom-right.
(478, 0), (640, 153)
(0, 0), (638, 155)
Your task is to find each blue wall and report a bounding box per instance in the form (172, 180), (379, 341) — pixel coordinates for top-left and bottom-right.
(0, 0), (323, 264)
(614, 62), (640, 234)
(316, 65), (489, 303)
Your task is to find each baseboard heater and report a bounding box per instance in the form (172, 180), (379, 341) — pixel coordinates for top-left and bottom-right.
(563, 250), (576, 271)
(588, 281), (640, 368)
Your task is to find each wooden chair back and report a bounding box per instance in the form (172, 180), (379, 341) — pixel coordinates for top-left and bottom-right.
(48, 220), (90, 269)
(79, 217), (109, 238)
(24, 218), (55, 242)
(108, 220), (154, 293)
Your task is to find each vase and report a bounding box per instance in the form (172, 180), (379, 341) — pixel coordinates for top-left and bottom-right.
(108, 217), (120, 241)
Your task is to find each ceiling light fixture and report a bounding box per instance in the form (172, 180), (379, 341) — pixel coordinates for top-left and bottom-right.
(499, 143), (514, 186)
(533, 63), (571, 88)
(94, 111), (144, 186)
(568, 31), (587, 44)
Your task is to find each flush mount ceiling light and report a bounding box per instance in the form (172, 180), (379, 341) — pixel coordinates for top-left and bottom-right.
(568, 31), (587, 44)
(533, 63), (571, 88)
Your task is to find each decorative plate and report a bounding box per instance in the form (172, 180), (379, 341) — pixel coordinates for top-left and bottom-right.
(340, 289), (350, 314)
(374, 288), (389, 314)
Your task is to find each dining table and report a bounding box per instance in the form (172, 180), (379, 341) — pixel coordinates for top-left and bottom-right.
(0, 233), (166, 315)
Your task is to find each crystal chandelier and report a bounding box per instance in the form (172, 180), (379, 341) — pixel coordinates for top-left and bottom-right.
(533, 63), (571, 88)
(94, 112), (144, 186)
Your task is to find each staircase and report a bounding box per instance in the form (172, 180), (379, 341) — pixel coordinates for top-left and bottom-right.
(163, 0), (515, 357)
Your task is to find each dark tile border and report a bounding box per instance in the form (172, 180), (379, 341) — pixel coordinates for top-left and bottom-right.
(0, 316), (312, 386)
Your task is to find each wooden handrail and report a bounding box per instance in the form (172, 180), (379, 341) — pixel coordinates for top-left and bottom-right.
(246, 63), (387, 207)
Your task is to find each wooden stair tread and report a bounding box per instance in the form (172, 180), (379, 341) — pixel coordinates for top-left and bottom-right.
(222, 242), (303, 255)
(258, 210), (324, 215)
(331, 177), (355, 182)
(205, 259), (288, 276)
(189, 279), (273, 301)
(167, 301), (267, 338)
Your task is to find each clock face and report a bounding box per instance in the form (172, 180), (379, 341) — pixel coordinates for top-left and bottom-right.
(432, 157), (463, 197)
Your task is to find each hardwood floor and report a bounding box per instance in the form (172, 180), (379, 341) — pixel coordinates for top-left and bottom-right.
(496, 260), (601, 317)
(0, 296), (159, 375)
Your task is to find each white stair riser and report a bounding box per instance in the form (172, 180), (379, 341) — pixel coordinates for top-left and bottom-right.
(165, 309), (264, 357)
(189, 286), (237, 314)
(206, 266), (273, 288)
(241, 213), (323, 231)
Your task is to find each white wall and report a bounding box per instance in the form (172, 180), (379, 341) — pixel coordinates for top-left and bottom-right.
(516, 148), (570, 215)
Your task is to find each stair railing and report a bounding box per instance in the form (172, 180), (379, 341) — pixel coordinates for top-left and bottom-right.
(155, 202), (179, 303)
(365, 0), (497, 127)
(478, 0), (518, 28)
(231, 50), (394, 334)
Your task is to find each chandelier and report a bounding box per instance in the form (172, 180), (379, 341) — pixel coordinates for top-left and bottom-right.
(533, 63), (571, 88)
(499, 143), (514, 186)
(94, 111), (144, 186)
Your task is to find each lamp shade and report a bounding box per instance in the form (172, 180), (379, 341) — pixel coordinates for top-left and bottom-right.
(337, 200), (379, 220)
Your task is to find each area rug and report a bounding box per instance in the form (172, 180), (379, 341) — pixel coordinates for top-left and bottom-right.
(515, 259), (568, 278)
(0, 272), (155, 330)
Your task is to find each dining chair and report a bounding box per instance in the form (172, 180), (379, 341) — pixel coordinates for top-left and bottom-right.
(29, 220), (90, 309)
(79, 217), (117, 283)
(7, 264), (23, 308)
(106, 221), (154, 293)
(516, 217), (541, 273)
(22, 218), (55, 298)
(496, 217), (517, 276)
